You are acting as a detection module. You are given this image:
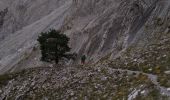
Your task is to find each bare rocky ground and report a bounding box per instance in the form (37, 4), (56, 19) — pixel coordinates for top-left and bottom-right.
(0, 63), (169, 100)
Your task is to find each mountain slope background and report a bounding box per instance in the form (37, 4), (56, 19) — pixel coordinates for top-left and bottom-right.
(0, 0), (170, 99)
(0, 0), (169, 74)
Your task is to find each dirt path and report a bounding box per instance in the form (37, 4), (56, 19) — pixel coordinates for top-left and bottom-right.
(103, 66), (170, 96)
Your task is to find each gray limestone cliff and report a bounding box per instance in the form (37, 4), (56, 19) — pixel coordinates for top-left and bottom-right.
(0, 0), (169, 74)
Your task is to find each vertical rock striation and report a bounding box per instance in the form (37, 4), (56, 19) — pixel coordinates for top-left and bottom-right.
(0, 0), (170, 74)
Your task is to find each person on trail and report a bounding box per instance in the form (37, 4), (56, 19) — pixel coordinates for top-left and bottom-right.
(81, 55), (86, 64)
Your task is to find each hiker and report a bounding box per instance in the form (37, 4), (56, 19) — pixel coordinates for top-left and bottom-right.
(81, 55), (86, 64)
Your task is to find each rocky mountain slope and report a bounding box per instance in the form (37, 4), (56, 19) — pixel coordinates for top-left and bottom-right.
(0, 64), (169, 100)
(0, 0), (170, 99)
(0, 0), (169, 73)
(0, 0), (71, 73)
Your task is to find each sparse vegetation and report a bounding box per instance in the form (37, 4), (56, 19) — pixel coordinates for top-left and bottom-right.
(0, 65), (166, 100)
(158, 74), (170, 88)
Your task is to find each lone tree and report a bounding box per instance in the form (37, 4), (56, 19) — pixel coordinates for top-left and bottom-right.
(37, 29), (73, 64)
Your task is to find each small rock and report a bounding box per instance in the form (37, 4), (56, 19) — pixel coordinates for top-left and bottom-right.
(140, 90), (145, 94)
(133, 59), (137, 62)
(167, 88), (170, 91)
(163, 55), (167, 57)
(70, 92), (74, 96)
(44, 97), (49, 100)
(31, 81), (35, 86)
(101, 77), (107, 81)
(97, 68), (101, 72)
(148, 68), (152, 71)
(164, 71), (170, 74)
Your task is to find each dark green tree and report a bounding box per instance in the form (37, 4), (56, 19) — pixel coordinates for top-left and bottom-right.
(37, 29), (74, 64)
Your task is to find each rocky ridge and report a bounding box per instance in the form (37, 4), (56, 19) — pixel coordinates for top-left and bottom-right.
(0, 63), (169, 99)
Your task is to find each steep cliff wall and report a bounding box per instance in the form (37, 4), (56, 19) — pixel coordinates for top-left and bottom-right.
(0, 0), (69, 40)
(0, 0), (170, 74)
(0, 0), (71, 73)
(65, 0), (170, 63)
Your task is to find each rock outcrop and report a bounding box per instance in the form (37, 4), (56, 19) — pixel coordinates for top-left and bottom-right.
(0, 0), (169, 74)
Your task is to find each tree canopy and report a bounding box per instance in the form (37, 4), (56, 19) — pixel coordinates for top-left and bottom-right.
(37, 29), (73, 64)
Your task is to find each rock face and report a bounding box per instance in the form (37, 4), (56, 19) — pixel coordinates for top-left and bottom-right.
(0, 1), (7, 11)
(0, 0), (71, 73)
(0, 0), (170, 99)
(0, 0), (170, 74)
